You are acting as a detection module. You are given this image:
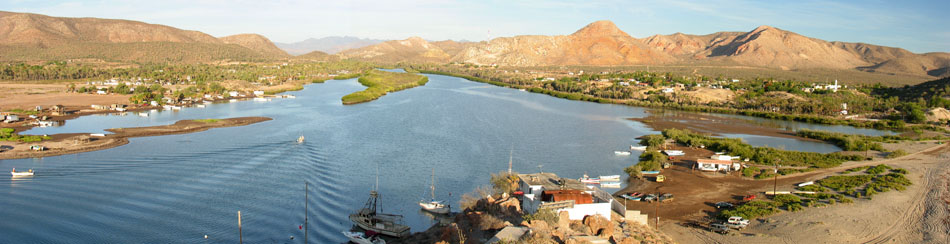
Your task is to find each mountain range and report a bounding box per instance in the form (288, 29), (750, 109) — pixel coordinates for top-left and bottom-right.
(0, 11), (947, 80)
(341, 20), (950, 78)
(274, 36), (384, 55)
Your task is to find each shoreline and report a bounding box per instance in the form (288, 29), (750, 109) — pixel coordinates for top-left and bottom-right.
(0, 117), (271, 160)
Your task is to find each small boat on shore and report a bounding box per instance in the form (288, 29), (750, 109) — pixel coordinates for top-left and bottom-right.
(630, 145), (647, 151)
(599, 175), (620, 181)
(663, 150), (685, 156)
(11, 168), (34, 177)
(342, 231), (386, 244)
(614, 151), (631, 156)
(138, 112), (149, 117)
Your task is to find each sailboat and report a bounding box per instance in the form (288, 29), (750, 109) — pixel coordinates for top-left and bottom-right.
(418, 168), (450, 214)
(349, 167), (411, 238)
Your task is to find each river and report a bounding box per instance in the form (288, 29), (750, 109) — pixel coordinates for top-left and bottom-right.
(0, 72), (884, 243)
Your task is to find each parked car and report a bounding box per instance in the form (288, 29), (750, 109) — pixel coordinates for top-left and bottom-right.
(659, 193), (674, 202)
(724, 221), (748, 229)
(727, 216), (750, 225)
(642, 194), (657, 202)
(715, 202), (734, 209)
(710, 223), (731, 234)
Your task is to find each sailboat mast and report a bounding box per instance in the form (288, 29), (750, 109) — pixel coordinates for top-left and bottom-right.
(508, 147), (513, 174)
(305, 181), (308, 244)
(430, 168), (436, 200)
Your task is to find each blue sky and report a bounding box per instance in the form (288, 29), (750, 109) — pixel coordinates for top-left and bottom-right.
(4, 0), (948, 53)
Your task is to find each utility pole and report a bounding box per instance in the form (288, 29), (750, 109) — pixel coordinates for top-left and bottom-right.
(773, 160), (779, 196)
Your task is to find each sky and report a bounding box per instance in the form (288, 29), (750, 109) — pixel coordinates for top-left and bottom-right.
(4, 0), (949, 53)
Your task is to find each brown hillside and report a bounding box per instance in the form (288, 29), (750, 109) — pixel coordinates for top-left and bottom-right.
(294, 50), (341, 61)
(0, 11), (284, 62)
(219, 34), (289, 57)
(340, 37), (457, 63)
(453, 20), (669, 66)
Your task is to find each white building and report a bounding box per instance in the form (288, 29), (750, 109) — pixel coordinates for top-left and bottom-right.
(518, 173), (619, 221)
(662, 88), (675, 93)
(253, 90), (265, 96)
(696, 159), (740, 172)
(228, 91), (240, 97)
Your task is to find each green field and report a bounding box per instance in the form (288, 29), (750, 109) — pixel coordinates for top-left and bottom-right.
(341, 70), (429, 105)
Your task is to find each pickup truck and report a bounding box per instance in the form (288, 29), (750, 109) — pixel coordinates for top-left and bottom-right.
(727, 216), (750, 228)
(724, 221), (748, 229)
(659, 193), (674, 202)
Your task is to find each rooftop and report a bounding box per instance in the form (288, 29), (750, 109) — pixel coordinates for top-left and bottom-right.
(518, 172), (589, 191)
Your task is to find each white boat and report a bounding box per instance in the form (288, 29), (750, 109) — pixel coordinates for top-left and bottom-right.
(630, 145), (647, 151)
(599, 175), (621, 181)
(579, 174), (600, 184)
(229, 99), (238, 103)
(196, 104), (206, 108)
(663, 150), (685, 156)
(285, 95), (296, 99)
(419, 168), (450, 214)
(297, 136), (305, 143)
(138, 112), (149, 117)
(518, 88), (526, 92)
(342, 231), (386, 244)
(162, 105), (173, 110)
(253, 97), (268, 102)
(600, 182), (621, 188)
(614, 151), (631, 156)
(11, 168), (34, 177)
(203, 101), (213, 104)
(171, 106), (182, 110)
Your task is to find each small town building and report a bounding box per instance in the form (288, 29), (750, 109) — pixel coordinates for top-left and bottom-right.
(50, 105), (67, 116)
(228, 91), (240, 97)
(662, 88), (675, 93)
(696, 159), (740, 172)
(518, 173), (622, 221)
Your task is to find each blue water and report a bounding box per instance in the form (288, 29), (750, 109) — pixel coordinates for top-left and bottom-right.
(0, 72), (871, 243)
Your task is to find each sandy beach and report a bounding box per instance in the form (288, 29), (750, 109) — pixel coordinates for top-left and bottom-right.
(620, 141), (950, 243)
(0, 117), (271, 160)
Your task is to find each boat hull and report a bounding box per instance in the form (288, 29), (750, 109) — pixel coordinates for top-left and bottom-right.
(348, 214), (410, 238)
(419, 202), (450, 214)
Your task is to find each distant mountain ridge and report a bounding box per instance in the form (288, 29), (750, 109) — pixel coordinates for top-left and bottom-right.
(340, 20), (950, 79)
(275, 36), (385, 55)
(0, 11), (287, 62)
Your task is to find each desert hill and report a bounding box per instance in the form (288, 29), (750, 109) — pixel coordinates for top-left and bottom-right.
(276, 36), (385, 55)
(0, 11), (285, 62)
(342, 20), (949, 79)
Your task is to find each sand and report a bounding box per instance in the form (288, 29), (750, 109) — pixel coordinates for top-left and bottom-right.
(0, 117), (271, 160)
(653, 142), (950, 243)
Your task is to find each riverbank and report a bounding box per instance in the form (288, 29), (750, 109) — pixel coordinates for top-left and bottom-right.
(416, 69), (942, 133)
(0, 117), (271, 160)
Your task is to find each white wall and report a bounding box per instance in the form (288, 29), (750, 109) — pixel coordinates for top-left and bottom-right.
(559, 202), (612, 220)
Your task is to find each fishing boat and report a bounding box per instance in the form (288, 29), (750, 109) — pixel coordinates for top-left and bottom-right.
(614, 151), (631, 156)
(598, 175), (621, 181)
(350, 170), (410, 238)
(297, 136), (305, 143)
(579, 174), (600, 184)
(600, 181), (621, 188)
(630, 145), (647, 151)
(419, 168), (450, 214)
(11, 168), (33, 177)
(342, 231), (386, 244)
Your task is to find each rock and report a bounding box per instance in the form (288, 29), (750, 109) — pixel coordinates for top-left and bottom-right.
(583, 215), (613, 237)
(558, 211), (572, 230)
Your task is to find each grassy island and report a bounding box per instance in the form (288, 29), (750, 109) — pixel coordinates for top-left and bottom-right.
(341, 70), (429, 105)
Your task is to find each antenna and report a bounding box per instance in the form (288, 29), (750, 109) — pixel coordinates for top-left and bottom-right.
(375, 164), (379, 192)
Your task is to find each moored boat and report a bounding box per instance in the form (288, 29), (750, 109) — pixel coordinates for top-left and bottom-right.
(297, 136), (305, 143)
(598, 175), (620, 181)
(614, 151), (631, 156)
(579, 174), (600, 184)
(630, 145), (647, 151)
(11, 168), (34, 177)
(419, 168), (450, 214)
(342, 231), (386, 244)
(600, 181), (621, 188)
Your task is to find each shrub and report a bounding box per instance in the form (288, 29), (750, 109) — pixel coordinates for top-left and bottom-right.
(637, 150), (666, 171)
(624, 165), (642, 179)
(522, 209), (558, 226)
(720, 200), (779, 219)
(797, 185), (826, 192)
(886, 150), (907, 158)
(818, 175), (873, 192)
(742, 166), (759, 177)
(773, 194), (802, 205)
(490, 171), (520, 194)
(866, 164), (892, 175)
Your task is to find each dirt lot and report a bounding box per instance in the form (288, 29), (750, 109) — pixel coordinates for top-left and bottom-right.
(619, 142), (950, 243)
(0, 83), (131, 110)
